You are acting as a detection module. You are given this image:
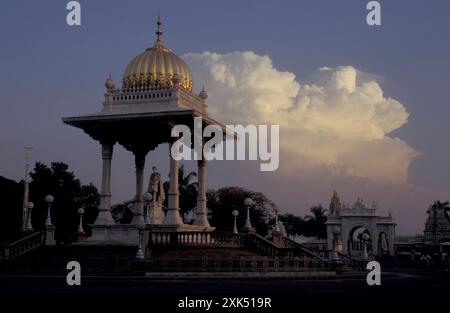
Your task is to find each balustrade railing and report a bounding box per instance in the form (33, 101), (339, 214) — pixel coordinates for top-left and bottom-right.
(281, 237), (328, 261)
(149, 231), (246, 247)
(146, 255), (331, 272)
(245, 233), (279, 256)
(0, 231), (44, 260)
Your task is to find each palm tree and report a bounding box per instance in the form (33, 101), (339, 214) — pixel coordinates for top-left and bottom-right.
(163, 164), (198, 223)
(304, 205), (328, 239)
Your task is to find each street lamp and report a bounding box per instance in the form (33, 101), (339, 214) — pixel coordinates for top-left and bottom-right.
(45, 195), (54, 227)
(330, 226), (340, 262)
(274, 207), (280, 232)
(77, 207), (85, 234)
(362, 233), (370, 259)
(244, 198), (254, 229)
(26, 202), (34, 232)
(232, 210), (239, 234)
(135, 222), (146, 260)
(143, 192), (152, 225)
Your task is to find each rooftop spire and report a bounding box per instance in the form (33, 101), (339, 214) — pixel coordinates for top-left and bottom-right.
(154, 12), (163, 48)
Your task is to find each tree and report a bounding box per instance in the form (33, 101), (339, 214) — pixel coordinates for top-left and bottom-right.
(112, 200), (134, 224)
(0, 176), (23, 241)
(28, 162), (99, 242)
(280, 205), (327, 239)
(207, 186), (276, 236)
(279, 213), (304, 236)
(304, 205), (328, 239)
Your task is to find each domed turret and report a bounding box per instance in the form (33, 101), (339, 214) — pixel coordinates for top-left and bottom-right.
(122, 16), (193, 91)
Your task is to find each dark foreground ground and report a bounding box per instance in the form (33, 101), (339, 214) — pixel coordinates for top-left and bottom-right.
(0, 267), (448, 311)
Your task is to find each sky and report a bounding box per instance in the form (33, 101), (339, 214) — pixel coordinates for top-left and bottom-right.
(1, 0), (450, 235)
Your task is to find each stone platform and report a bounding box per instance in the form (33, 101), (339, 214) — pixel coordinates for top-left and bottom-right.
(84, 224), (216, 246)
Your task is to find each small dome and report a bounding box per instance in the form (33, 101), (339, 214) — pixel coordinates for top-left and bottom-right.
(122, 18), (193, 91)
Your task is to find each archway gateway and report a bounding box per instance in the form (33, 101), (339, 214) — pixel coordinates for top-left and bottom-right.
(326, 192), (396, 257)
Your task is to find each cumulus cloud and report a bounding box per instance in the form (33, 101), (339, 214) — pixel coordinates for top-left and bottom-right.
(184, 51), (417, 183)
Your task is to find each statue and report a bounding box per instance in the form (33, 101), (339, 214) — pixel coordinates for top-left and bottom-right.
(147, 166), (165, 224)
(149, 166), (165, 201)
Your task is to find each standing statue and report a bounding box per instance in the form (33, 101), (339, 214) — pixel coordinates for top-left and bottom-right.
(147, 166), (165, 224)
(149, 166), (165, 201)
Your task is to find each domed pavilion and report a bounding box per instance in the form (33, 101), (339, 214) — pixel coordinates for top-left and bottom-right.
(63, 17), (224, 241)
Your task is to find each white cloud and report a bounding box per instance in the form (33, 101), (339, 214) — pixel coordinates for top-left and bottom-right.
(184, 51), (417, 183)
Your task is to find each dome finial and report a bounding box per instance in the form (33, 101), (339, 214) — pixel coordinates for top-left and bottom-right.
(154, 12), (163, 48)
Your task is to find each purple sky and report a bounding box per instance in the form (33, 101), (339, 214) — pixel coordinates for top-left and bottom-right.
(1, 0), (450, 235)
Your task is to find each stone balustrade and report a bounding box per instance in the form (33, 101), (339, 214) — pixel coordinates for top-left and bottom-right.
(0, 231), (44, 260)
(146, 255), (330, 272)
(149, 231), (246, 247)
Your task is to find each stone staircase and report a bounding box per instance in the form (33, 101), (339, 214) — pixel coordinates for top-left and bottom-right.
(1, 231), (370, 276)
(0, 245), (140, 275)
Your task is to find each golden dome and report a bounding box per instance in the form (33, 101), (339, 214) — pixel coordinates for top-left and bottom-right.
(122, 17), (193, 91)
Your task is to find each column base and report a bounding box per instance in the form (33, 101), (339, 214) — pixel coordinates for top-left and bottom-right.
(44, 226), (56, 246)
(193, 213), (210, 227)
(131, 214), (145, 227)
(163, 208), (183, 225)
(95, 210), (114, 226)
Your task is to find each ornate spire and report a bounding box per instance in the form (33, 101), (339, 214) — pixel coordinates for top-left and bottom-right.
(154, 12), (164, 49)
(329, 190), (342, 216)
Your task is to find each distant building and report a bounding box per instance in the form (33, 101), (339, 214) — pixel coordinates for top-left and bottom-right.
(424, 201), (450, 243)
(326, 191), (396, 257)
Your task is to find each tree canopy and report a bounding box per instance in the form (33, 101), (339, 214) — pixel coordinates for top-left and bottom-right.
(28, 162), (99, 242)
(207, 186), (276, 235)
(280, 205), (328, 239)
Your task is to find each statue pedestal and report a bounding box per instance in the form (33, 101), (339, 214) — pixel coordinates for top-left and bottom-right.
(150, 201), (164, 224)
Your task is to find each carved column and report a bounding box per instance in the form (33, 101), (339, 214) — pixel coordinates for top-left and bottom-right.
(131, 151), (146, 226)
(193, 158), (210, 227)
(163, 141), (183, 225)
(96, 142), (114, 226)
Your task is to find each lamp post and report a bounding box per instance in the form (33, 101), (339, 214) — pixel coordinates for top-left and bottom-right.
(330, 226), (340, 262)
(21, 147), (32, 232)
(135, 221), (146, 260)
(143, 192), (152, 225)
(274, 207), (280, 232)
(44, 195), (54, 227)
(77, 208), (85, 234)
(244, 198), (254, 230)
(232, 210), (239, 234)
(362, 233), (370, 259)
(26, 202), (34, 232)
